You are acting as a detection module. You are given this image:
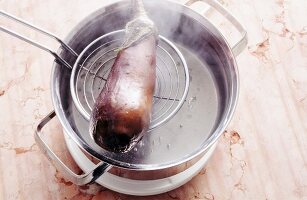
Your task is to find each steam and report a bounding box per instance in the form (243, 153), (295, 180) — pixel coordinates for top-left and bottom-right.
(144, 0), (185, 39)
(142, 0), (210, 56)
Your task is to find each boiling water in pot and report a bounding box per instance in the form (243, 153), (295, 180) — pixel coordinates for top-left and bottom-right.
(68, 41), (218, 165)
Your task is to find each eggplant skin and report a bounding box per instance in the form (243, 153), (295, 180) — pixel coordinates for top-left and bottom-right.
(90, 34), (157, 153)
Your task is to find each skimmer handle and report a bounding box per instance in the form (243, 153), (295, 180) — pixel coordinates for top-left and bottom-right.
(0, 10), (77, 69)
(185, 0), (248, 56)
(35, 111), (112, 185)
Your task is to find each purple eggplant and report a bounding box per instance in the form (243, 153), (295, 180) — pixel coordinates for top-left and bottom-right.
(90, 0), (158, 152)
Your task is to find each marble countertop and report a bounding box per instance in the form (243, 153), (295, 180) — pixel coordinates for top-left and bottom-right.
(0, 0), (306, 199)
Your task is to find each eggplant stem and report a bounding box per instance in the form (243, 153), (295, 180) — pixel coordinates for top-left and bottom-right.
(133, 0), (146, 16)
(121, 0), (157, 49)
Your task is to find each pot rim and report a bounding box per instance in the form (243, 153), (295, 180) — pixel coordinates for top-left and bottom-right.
(50, 0), (240, 170)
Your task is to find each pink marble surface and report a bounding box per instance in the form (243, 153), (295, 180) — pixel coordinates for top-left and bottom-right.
(0, 0), (306, 199)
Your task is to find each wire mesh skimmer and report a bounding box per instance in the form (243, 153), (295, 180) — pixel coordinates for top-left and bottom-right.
(0, 8), (189, 130)
(70, 30), (189, 130)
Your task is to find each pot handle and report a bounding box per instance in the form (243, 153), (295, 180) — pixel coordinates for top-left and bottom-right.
(0, 10), (77, 69)
(35, 111), (112, 186)
(185, 0), (247, 56)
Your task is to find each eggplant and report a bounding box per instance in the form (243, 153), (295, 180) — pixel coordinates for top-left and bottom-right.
(90, 1), (158, 152)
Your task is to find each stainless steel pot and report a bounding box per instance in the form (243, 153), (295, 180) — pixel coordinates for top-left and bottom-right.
(0, 0), (247, 191)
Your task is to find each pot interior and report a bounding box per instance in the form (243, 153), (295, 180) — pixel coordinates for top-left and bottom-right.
(52, 0), (237, 170)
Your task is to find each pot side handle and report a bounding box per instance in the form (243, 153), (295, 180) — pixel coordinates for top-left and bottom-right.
(185, 0), (248, 57)
(35, 111), (112, 186)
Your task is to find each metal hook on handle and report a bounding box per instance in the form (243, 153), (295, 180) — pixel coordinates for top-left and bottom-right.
(0, 10), (78, 69)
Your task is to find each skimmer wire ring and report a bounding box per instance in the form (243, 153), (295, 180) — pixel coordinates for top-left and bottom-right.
(70, 30), (189, 130)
